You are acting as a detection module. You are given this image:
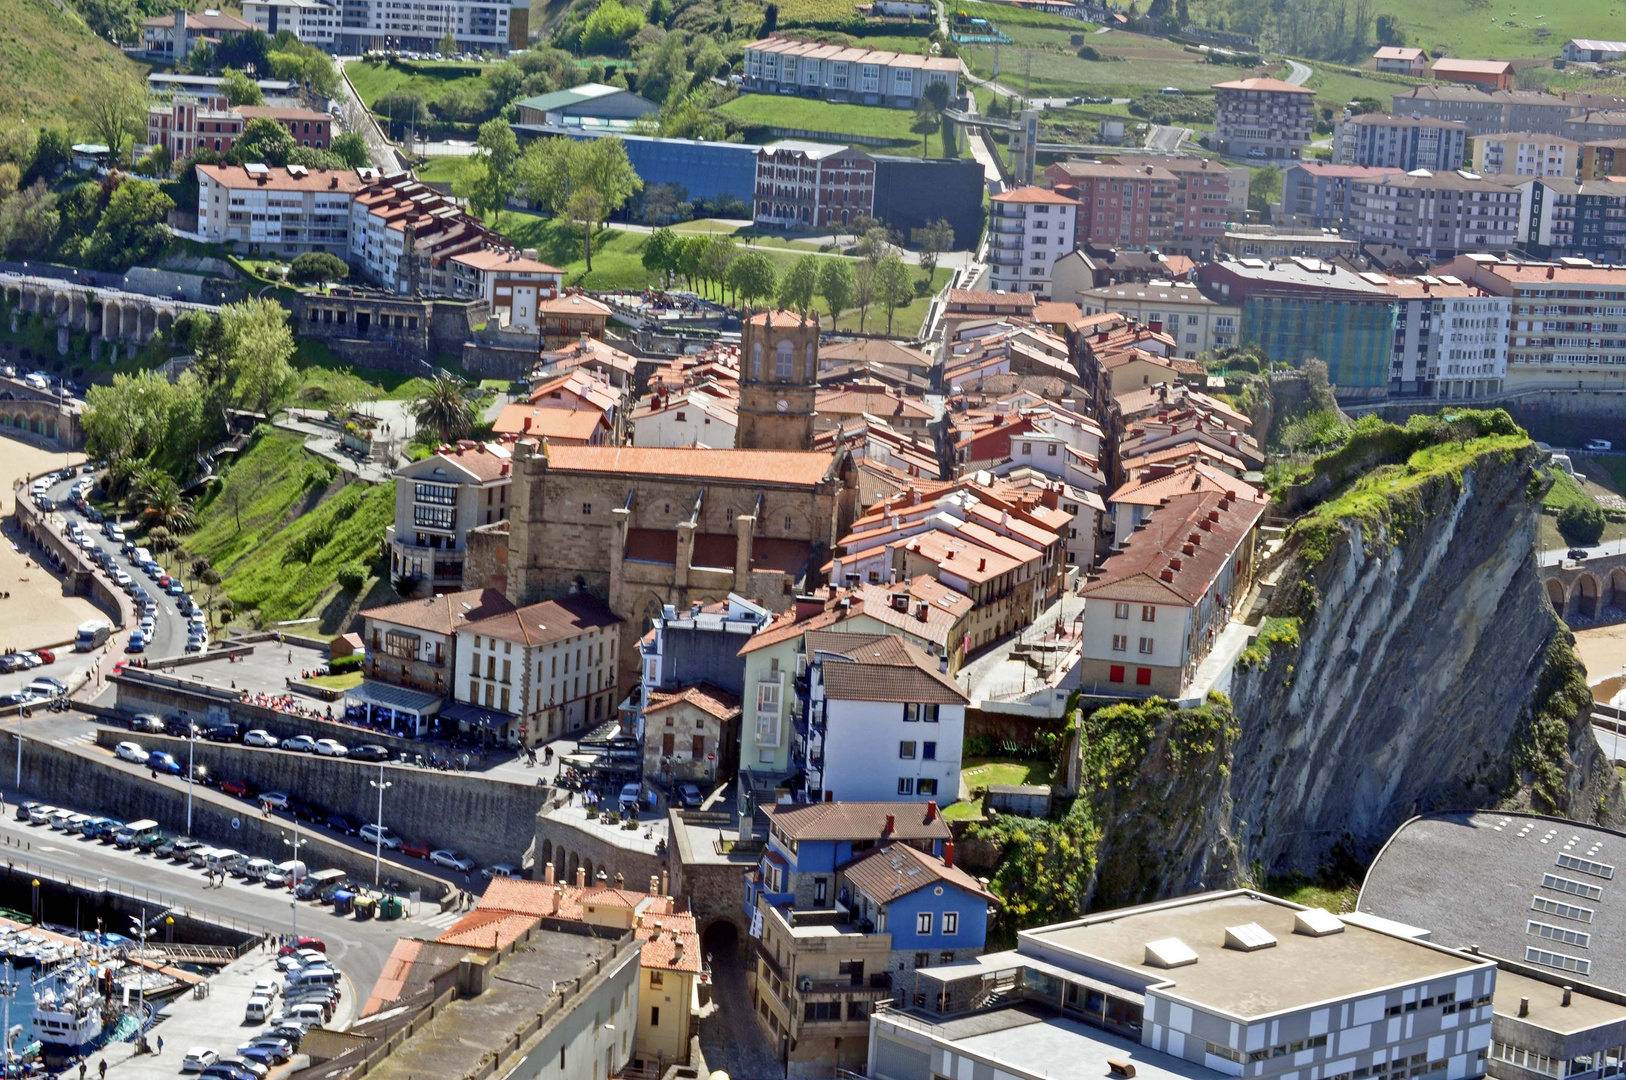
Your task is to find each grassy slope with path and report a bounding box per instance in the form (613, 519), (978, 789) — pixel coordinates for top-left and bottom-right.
(0, 0), (148, 130)
(717, 95), (966, 157)
(345, 59), (495, 110)
(185, 428), (397, 632)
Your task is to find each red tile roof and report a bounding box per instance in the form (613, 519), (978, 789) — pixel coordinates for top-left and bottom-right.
(492, 404), (607, 441)
(1081, 488), (1266, 606)
(991, 185), (1079, 205)
(196, 164), (368, 192)
(643, 682), (742, 722)
(1212, 77), (1315, 94)
(746, 309), (819, 328)
(363, 588), (514, 635)
(461, 592), (619, 646)
(539, 445), (839, 487)
(765, 800), (953, 841)
(841, 841), (996, 903)
(804, 630), (967, 703)
(450, 248), (562, 274)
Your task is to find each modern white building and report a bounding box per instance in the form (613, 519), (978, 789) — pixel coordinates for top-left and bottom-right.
(329, 0), (522, 53)
(800, 630), (967, 804)
(988, 186), (1079, 299)
(1376, 276), (1509, 398)
(446, 248), (563, 332)
(868, 890), (1499, 1080)
(195, 163), (368, 256)
(740, 36), (963, 109)
(452, 593), (622, 746)
(240, 0), (339, 46)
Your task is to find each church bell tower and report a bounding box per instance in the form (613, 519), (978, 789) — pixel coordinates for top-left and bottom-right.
(736, 310), (819, 452)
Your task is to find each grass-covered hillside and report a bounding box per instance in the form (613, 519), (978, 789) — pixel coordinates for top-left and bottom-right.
(186, 428), (397, 633)
(0, 0), (146, 130)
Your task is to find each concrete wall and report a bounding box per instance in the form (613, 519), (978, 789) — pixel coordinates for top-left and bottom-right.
(14, 480), (131, 629)
(534, 807), (667, 898)
(666, 809), (755, 938)
(16, 734), (456, 901)
(92, 728), (546, 871)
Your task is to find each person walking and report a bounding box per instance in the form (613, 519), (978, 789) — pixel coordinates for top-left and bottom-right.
(156, 1036), (163, 1057)
(98, 1060), (106, 1080)
(78, 1062), (85, 1080)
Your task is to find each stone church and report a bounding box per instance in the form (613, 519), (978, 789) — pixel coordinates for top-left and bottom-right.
(483, 310), (859, 688)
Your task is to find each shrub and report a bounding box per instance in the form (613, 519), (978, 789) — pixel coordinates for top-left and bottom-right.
(1558, 502), (1606, 546)
(335, 562), (367, 593)
(328, 653), (363, 675)
(289, 252), (350, 284)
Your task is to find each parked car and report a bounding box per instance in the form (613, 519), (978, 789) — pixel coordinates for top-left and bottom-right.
(147, 751), (182, 776)
(289, 799), (323, 822)
(673, 783), (703, 808)
(1569, 548), (1590, 560)
(181, 1048), (220, 1074)
(257, 792), (291, 811)
(167, 581), (186, 595)
(26, 677), (66, 697)
(313, 739), (348, 758)
(0, 692), (34, 707)
(214, 1058), (268, 1080)
(401, 840), (431, 860)
(281, 736), (317, 753)
(618, 782), (641, 815)
(360, 824), (402, 850)
(204, 724), (241, 743)
(169, 838), (203, 862)
(430, 849), (475, 872)
(325, 815), (358, 836)
(1585, 439), (1613, 452)
(124, 631), (146, 653)
(348, 744), (390, 762)
(166, 718), (202, 739)
(482, 863), (518, 879)
(114, 742), (146, 764)
(244, 730), (278, 748)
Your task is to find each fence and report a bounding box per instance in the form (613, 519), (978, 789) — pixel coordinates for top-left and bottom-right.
(755, 127), (915, 149)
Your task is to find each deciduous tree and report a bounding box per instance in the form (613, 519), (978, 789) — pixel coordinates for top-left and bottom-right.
(220, 298), (298, 416)
(230, 117), (297, 167)
(777, 254), (819, 314)
(817, 258), (854, 325)
(727, 251), (777, 309)
(911, 218), (954, 275)
(221, 68), (265, 107)
(876, 254), (913, 334)
(81, 77), (145, 164)
(330, 132), (371, 169)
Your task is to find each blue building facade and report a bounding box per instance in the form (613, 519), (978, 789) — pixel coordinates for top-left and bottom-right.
(513, 126), (762, 207)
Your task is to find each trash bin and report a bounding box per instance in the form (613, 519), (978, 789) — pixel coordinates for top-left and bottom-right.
(353, 895), (376, 920)
(332, 889), (355, 916)
(378, 895), (404, 921)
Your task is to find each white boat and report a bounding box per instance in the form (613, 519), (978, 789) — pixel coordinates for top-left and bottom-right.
(29, 961), (106, 1052)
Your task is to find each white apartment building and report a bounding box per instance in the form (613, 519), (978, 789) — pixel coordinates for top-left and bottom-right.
(1471, 133), (1580, 178)
(1377, 276), (1509, 398)
(741, 37), (963, 109)
(629, 386), (739, 448)
(196, 163), (367, 256)
(453, 593), (622, 746)
(1444, 253), (1626, 392)
(1077, 281), (1243, 357)
(446, 248), (563, 332)
(800, 631), (967, 803)
(240, 0), (339, 46)
(869, 891), (1499, 1080)
(331, 0), (518, 53)
(988, 186), (1079, 299)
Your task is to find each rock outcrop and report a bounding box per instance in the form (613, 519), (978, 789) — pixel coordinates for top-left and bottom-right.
(1083, 431), (1624, 910)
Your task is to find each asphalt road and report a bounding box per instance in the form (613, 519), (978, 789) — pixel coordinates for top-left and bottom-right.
(1145, 124), (1191, 152)
(1541, 538), (1626, 568)
(1284, 59), (1313, 85)
(0, 791), (423, 1004)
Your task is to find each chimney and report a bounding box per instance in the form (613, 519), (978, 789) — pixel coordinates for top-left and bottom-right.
(614, 871), (625, 889)
(674, 938), (685, 965)
(553, 885), (565, 914)
(884, 813), (896, 835)
(1519, 997), (1530, 1017)
(925, 800), (938, 823)
(1182, 543), (1195, 555)
(1168, 557), (1182, 572)
(650, 875), (660, 895)
(943, 840), (955, 868)
(795, 594), (824, 621)
(544, 861), (556, 885)
(916, 600), (929, 622)
(580, 331), (590, 349)
(575, 866), (587, 887)
(1548, 265), (1556, 279)
(1160, 567), (1175, 582)
(1563, 986), (1574, 1007)
(978, 558), (986, 571)
(661, 870), (669, 894)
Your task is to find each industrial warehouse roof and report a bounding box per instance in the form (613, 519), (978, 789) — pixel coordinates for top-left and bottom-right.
(1359, 810), (1626, 994)
(513, 83), (650, 113)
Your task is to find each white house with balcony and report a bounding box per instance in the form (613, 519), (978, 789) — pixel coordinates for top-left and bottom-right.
(988, 186), (1079, 299)
(799, 630), (967, 803)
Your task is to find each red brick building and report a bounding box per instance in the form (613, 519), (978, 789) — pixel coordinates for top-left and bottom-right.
(1044, 160), (1170, 248)
(236, 105), (332, 149)
(753, 141), (876, 230)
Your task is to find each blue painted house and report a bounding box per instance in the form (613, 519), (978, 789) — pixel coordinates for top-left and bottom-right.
(744, 801), (992, 1079)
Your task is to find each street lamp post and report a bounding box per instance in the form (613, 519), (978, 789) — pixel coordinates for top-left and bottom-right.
(369, 767), (393, 887)
(185, 721), (195, 835)
(282, 825), (307, 943)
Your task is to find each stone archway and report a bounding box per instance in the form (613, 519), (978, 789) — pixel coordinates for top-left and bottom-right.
(1546, 578), (1567, 613)
(1576, 574), (1601, 619)
(541, 838), (553, 870)
(101, 299), (121, 339)
(581, 857), (594, 885)
(566, 850), (580, 881)
(1610, 568), (1626, 611)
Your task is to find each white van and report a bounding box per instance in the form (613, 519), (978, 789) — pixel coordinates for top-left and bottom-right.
(289, 967), (337, 988)
(281, 1003), (327, 1025)
(74, 619), (113, 651)
(132, 547), (152, 569)
(242, 858), (275, 883)
(192, 846), (229, 869)
(244, 996), (273, 1023)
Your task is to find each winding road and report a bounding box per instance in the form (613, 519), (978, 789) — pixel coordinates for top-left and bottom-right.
(1284, 58), (1313, 86)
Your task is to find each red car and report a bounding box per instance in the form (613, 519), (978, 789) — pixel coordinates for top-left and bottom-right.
(277, 936), (326, 957)
(221, 778), (252, 797)
(401, 841), (431, 860)
(157, 575), (172, 588)
(35, 649), (55, 665)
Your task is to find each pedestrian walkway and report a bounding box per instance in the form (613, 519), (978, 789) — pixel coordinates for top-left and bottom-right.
(418, 909), (464, 931)
(270, 412), (396, 484)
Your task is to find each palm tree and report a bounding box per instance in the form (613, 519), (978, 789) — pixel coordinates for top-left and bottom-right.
(136, 469), (195, 532)
(411, 374), (476, 445)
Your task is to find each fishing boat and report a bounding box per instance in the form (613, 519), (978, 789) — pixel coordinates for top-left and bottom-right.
(28, 960), (105, 1053)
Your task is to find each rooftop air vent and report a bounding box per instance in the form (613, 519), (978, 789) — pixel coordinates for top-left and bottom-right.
(1224, 923), (1278, 952)
(1144, 937), (1199, 969)
(1294, 908), (1346, 937)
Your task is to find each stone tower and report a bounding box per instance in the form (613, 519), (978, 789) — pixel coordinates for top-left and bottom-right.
(736, 309), (819, 452)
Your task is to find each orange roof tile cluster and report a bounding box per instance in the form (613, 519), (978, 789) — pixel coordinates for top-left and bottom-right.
(841, 841), (996, 903)
(537, 445), (839, 487)
(1108, 461), (1262, 508)
(945, 289), (1037, 312)
(435, 910), (538, 951)
(462, 592), (620, 646)
(852, 576), (972, 648)
(803, 630), (967, 702)
(492, 403), (609, 442)
(764, 799), (953, 842)
(539, 292), (613, 316)
(737, 592), (857, 655)
(1081, 487), (1266, 606)
(644, 682), (742, 721)
(991, 185), (1079, 205)
(352, 173), (496, 265)
(541, 337), (639, 376)
(529, 369), (621, 414)
(476, 879), (702, 974)
(449, 247), (563, 275)
(815, 385), (935, 422)
(746, 308), (820, 328)
(410, 439), (513, 482)
(196, 163), (369, 192)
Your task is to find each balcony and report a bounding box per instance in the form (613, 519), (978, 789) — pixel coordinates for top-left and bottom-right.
(801, 972), (894, 996)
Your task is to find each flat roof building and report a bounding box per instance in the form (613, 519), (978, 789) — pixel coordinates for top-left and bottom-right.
(867, 890), (1498, 1080)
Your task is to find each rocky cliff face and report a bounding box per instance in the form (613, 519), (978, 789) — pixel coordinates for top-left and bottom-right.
(1084, 437), (1624, 910)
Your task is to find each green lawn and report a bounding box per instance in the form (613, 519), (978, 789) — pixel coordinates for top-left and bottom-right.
(961, 27), (1245, 98)
(963, 756), (1053, 789)
(185, 428), (396, 631)
(306, 670), (365, 691)
(1298, 63), (1421, 113)
(716, 95), (964, 157)
(292, 340), (444, 403)
(416, 156), (475, 186)
(487, 210), (949, 338)
(0, 0), (149, 132)
(957, 0), (1094, 29)
(344, 59), (494, 110)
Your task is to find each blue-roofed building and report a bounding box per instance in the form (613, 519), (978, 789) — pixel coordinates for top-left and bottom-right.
(745, 800), (990, 1079)
(512, 127), (763, 207)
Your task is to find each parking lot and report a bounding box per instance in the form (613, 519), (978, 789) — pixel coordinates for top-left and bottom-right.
(0, 438), (103, 660)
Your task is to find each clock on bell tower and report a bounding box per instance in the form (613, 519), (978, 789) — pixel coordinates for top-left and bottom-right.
(735, 309), (819, 452)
